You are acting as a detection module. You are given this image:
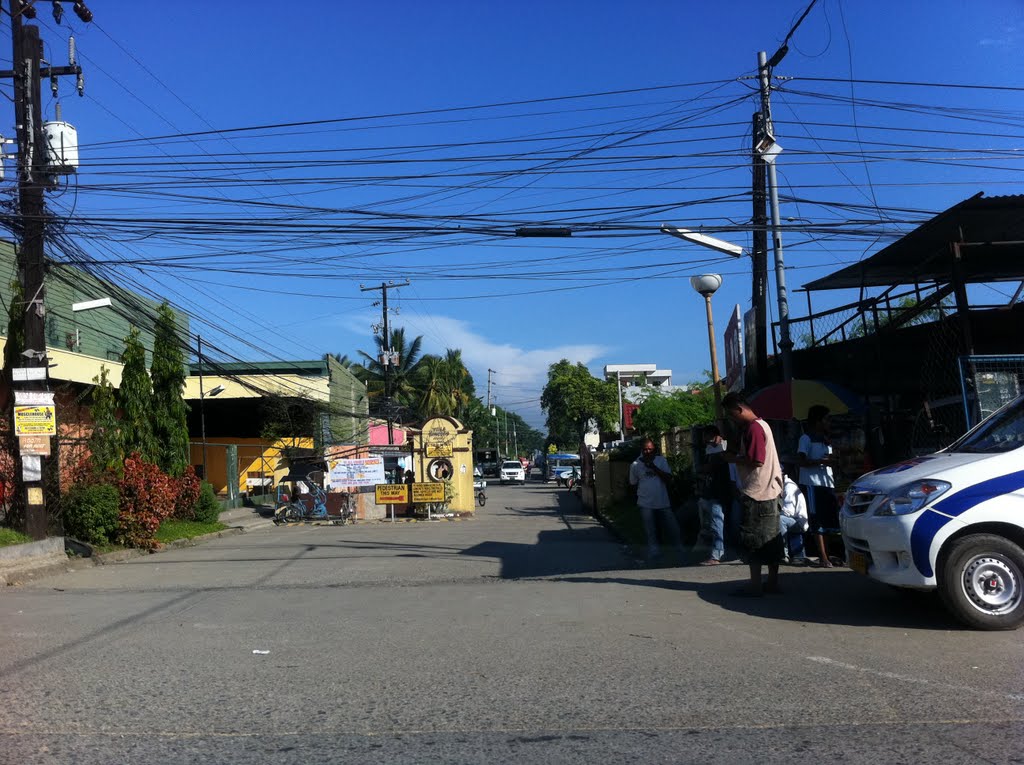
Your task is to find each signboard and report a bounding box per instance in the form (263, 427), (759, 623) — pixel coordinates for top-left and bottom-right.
(14, 390), (54, 406)
(22, 455), (41, 482)
(411, 482), (444, 503)
(744, 307), (759, 375)
(328, 456), (386, 488)
(374, 484), (409, 504)
(426, 443), (453, 458)
(14, 405), (56, 436)
(12, 367), (46, 382)
(724, 304), (744, 392)
(19, 435), (51, 457)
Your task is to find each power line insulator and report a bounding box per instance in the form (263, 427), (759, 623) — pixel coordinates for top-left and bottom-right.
(16, 1), (37, 19)
(72, 1), (93, 23)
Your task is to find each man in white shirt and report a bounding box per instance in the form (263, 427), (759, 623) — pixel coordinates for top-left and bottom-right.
(629, 438), (685, 564)
(780, 474), (809, 563)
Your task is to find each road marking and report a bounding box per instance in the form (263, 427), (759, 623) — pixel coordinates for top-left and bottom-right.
(806, 655), (1024, 703)
(3, 717), (1024, 738)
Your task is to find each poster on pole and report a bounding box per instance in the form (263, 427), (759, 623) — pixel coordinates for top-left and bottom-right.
(14, 405), (56, 436)
(19, 435), (51, 456)
(328, 456), (386, 488)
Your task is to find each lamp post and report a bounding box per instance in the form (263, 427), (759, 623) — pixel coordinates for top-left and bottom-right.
(197, 334), (224, 481)
(690, 274), (724, 415)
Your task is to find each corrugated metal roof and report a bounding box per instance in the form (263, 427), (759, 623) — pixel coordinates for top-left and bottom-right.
(805, 193), (1024, 290)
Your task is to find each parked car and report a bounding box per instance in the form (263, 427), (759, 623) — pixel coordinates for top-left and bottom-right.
(840, 392), (1024, 630)
(499, 460), (526, 485)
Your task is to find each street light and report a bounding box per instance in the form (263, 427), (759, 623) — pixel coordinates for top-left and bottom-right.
(661, 225), (745, 258)
(690, 274), (724, 415)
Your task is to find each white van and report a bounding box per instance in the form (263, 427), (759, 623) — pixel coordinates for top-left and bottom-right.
(840, 393), (1024, 630)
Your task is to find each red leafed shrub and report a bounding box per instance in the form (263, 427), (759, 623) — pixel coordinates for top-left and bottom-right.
(116, 453), (176, 550)
(173, 466), (201, 520)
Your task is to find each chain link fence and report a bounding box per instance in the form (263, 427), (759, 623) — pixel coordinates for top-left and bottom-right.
(959, 355), (1024, 430)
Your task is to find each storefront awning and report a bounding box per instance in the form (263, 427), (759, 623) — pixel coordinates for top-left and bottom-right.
(805, 193), (1024, 291)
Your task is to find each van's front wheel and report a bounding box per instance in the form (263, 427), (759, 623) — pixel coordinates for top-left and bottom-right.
(939, 534), (1024, 630)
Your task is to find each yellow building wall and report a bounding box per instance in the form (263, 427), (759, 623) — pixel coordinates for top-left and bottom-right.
(409, 417), (476, 514)
(183, 374), (329, 402)
(190, 437), (314, 496)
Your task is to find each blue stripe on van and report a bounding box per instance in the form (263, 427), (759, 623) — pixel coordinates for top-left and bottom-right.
(910, 469), (1024, 578)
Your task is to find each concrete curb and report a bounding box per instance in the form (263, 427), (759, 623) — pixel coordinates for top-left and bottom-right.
(1, 523), (264, 588)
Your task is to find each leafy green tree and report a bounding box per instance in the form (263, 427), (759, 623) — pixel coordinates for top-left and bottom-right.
(631, 385), (715, 437)
(88, 366), (123, 474)
(540, 359), (618, 445)
(150, 303), (190, 476)
(118, 327), (157, 462)
(2, 279), (25, 527)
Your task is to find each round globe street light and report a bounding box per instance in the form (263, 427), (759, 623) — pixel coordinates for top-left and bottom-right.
(690, 274), (724, 415)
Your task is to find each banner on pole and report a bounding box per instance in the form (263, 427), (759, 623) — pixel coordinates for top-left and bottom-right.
(328, 456), (386, 488)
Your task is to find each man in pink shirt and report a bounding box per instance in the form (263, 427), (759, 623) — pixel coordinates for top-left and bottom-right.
(721, 392), (785, 596)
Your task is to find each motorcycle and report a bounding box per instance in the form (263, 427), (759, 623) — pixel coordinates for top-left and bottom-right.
(565, 466), (582, 495)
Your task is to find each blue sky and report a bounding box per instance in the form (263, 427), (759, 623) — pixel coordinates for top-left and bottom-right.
(11, 1), (1024, 428)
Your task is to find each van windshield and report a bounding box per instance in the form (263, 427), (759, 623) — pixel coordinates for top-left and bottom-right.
(947, 394), (1024, 454)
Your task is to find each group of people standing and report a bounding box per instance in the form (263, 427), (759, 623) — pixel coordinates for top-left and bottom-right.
(629, 392), (841, 597)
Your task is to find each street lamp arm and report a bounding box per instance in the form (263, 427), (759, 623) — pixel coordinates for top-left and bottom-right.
(660, 225), (745, 258)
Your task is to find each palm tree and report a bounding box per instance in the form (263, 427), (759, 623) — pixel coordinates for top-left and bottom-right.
(415, 355), (453, 418)
(443, 348), (475, 420)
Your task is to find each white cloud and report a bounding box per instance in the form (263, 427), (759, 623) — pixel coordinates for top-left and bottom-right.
(343, 312), (609, 429)
(980, 26), (1020, 46)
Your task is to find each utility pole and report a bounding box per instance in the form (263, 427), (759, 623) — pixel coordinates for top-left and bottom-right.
(486, 368), (495, 451)
(751, 111), (769, 387)
(360, 280), (409, 445)
(503, 409), (508, 456)
(3, 3), (90, 538)
(757, 50), (793, 382)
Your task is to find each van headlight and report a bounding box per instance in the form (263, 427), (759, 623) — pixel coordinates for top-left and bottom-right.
(875, 480), (952, 516)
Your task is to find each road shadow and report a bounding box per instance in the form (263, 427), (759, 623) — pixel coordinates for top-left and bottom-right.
(460, 523), (630, 579)
(551, 569), (966, 631)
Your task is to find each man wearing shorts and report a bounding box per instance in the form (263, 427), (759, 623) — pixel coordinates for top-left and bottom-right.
(721, 392), (785, 596)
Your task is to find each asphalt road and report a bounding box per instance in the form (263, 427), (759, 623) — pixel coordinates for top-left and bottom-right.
(2, 482), (1022, 764)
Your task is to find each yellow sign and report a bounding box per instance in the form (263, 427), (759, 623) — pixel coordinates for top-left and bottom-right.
(26, 487), (43, 505)
(14, 405), (56, 436)
(425, 443), (453, 458)
(411, 482), (445, 503)
(374, 484), (409, 504)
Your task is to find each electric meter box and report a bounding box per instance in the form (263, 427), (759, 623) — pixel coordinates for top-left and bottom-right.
(42, 121), (79, 174)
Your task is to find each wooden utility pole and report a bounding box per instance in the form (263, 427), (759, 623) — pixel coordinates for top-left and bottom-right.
(2, 3), (90, 538)
(751, 112), (769, 387)
(10, 15), (48, 538)
(360, 280), (409, 444)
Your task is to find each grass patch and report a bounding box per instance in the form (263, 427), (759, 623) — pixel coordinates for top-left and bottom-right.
(599, 498), (701, 564)
(0, 527), (32, 547)
(156, 519), (227, 544)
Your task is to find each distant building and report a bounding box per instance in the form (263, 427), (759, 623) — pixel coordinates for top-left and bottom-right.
(603, 363), (682, 436)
